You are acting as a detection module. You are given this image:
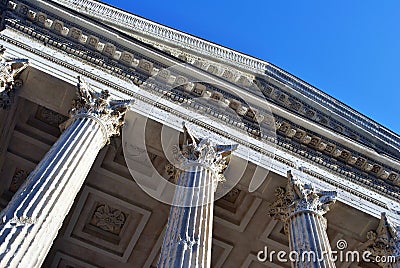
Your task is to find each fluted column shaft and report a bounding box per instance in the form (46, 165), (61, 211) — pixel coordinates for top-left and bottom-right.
(158, 165), (215, 268)
(158, 124), (237, 268)
(270, 171), (337, 268)
(288, 211), (335, 267)
(0, 78), (132, 267)
(0, 116), (104, 267)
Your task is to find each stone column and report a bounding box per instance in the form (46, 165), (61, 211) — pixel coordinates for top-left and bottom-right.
(158, 125), (237, 268)
(269, 171), (337, 267)
(367, 212), (400, 268)
(0, 46), (28, 167)
(0, 77), (133, 268)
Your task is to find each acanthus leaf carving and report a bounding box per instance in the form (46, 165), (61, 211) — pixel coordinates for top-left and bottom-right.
(269, 170), (337, 233)
(367, 212), (400, 266)
(172, 123), (238, 190)
(0, 45), (28, 109)
(61, 76), (134, 145)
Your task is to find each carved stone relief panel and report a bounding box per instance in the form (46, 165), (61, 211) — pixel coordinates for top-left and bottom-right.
(64, 186), (151, 262)
(0, 166), (31, 209)
(34, 105), (68, 128)
(8, 167), (28, 193)
(89, 204), (127, 236)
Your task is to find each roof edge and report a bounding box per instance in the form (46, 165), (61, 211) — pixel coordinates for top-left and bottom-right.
(53, 0), (400, 149)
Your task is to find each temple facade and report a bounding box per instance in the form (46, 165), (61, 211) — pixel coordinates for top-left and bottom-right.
(0, 0), (399, 267)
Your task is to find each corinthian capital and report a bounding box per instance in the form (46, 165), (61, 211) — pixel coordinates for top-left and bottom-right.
(0, 46), (28, 109)
(62, 77), (134, 145)
(269, 171), (336, 230)
(172, 123), (238, 185)
(367, 213), (400, 266)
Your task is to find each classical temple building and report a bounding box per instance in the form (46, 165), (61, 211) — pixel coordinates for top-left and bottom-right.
(0, 0), (399, 267)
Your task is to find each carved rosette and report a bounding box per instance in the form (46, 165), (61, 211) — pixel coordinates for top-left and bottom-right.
(269, 171), (337, 232)
(367, 213), (400, 267)
(90, 204), (126, 235)
(9, 169), (29, 193)
(172, 123), (238, 189)
(62, 77), (134, 145)
(0, 46), (28, 109)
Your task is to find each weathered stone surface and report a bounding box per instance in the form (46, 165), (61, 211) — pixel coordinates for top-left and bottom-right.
(0, 79), (133, 267)
(158, 124), (237, 268)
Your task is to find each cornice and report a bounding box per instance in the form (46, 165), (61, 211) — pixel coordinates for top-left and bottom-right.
(253, 78), (398, 158)
(1, 2), (399, 203)
(130, 33), (400, 160)
(50, 0), (400, 157)
(6, 0), (399, 162)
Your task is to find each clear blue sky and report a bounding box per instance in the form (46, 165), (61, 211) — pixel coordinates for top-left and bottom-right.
(101, 0), (400, 135)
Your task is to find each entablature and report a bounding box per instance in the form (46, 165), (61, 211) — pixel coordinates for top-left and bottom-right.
(49, 0), (400, 161)
(3, 0), (399, 160)
(1, 0), (399, 224)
